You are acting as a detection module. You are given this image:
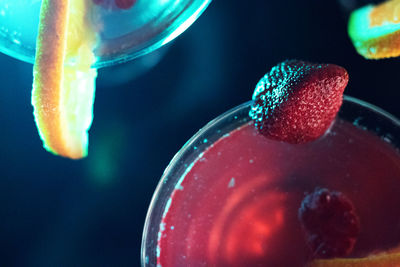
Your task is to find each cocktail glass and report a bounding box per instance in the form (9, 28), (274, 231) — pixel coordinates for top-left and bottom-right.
(142, 95), (400, 266)
(0, 0), (211, 68)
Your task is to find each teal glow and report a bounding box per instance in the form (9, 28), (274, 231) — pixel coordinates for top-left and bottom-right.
(250, 61), (306, 130)
(161, 0), (212, 46)
(172, 154), (201, 192)
(162, 198), (172, 221)
(175, 184), (184, 190)
(156, 246), (160, 258)
(160, 223), (166, 232)
(349, 5), (400, 42)
(157, 150), (203, 265)
(249, 60), (330, 132)
(86, 124), (127, 185)
(0, 0), (212, 68)
(348, 4), (400, 58)
(0, 1), (41, 65)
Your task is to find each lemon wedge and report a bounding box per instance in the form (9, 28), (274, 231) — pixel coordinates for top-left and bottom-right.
(348, 0), (400, 59)
(32, 0), (98, 159)
(309, 251), (400, 267)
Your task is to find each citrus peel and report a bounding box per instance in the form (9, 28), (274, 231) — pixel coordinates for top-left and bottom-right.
(348, 0), (400, 59)
(309, 250), (400, 267)
(32, 0), (98, 159)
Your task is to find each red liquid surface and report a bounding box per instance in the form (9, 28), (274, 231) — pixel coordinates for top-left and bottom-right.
(157, 119), (400, 267)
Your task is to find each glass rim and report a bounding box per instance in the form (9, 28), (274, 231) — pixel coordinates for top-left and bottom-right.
(0, 0), (212, 69)
(96, 0), (213, 68)
(140, 94), (400, 266)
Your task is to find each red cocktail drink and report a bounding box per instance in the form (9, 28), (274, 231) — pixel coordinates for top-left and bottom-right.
(142, 97), (400, 267)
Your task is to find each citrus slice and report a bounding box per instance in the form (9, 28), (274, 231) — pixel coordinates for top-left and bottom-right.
(32, 0), (98, 159)
(348, 0), (400, 59)
(309, 251), (400, 267)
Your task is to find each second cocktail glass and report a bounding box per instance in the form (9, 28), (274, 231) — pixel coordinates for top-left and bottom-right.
(0, 0), (211, 68)
(142, 96), (400, 266)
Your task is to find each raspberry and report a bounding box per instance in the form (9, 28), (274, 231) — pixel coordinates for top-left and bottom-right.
(250, 60), (348, 144)
(92, 0), (136, 10)
(115, 0), (136, 9)
(298, 188), (360, 259)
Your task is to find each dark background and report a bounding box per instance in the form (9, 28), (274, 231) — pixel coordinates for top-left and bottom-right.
(0, 0), (399, 265)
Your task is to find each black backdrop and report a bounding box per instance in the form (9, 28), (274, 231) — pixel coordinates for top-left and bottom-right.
(0, 0), (399, 265)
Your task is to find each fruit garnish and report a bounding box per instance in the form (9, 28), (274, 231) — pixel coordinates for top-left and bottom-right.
(32, 0), (98, 159)
(249, 60), (348, 144)
(115, 0), (136, 9)
(348, 0), (400, 59)
(299, 188), (360, 259)
(308, 251), (400, 267)
(93, 0), (137, 10)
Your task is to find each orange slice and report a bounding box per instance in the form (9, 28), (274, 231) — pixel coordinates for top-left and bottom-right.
(309, 251), (400, 267)
(32, 0), (98, 159)
(348, 0), (400, 59)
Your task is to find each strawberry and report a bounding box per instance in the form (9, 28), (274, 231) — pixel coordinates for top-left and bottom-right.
(249, 60), (348, 144)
